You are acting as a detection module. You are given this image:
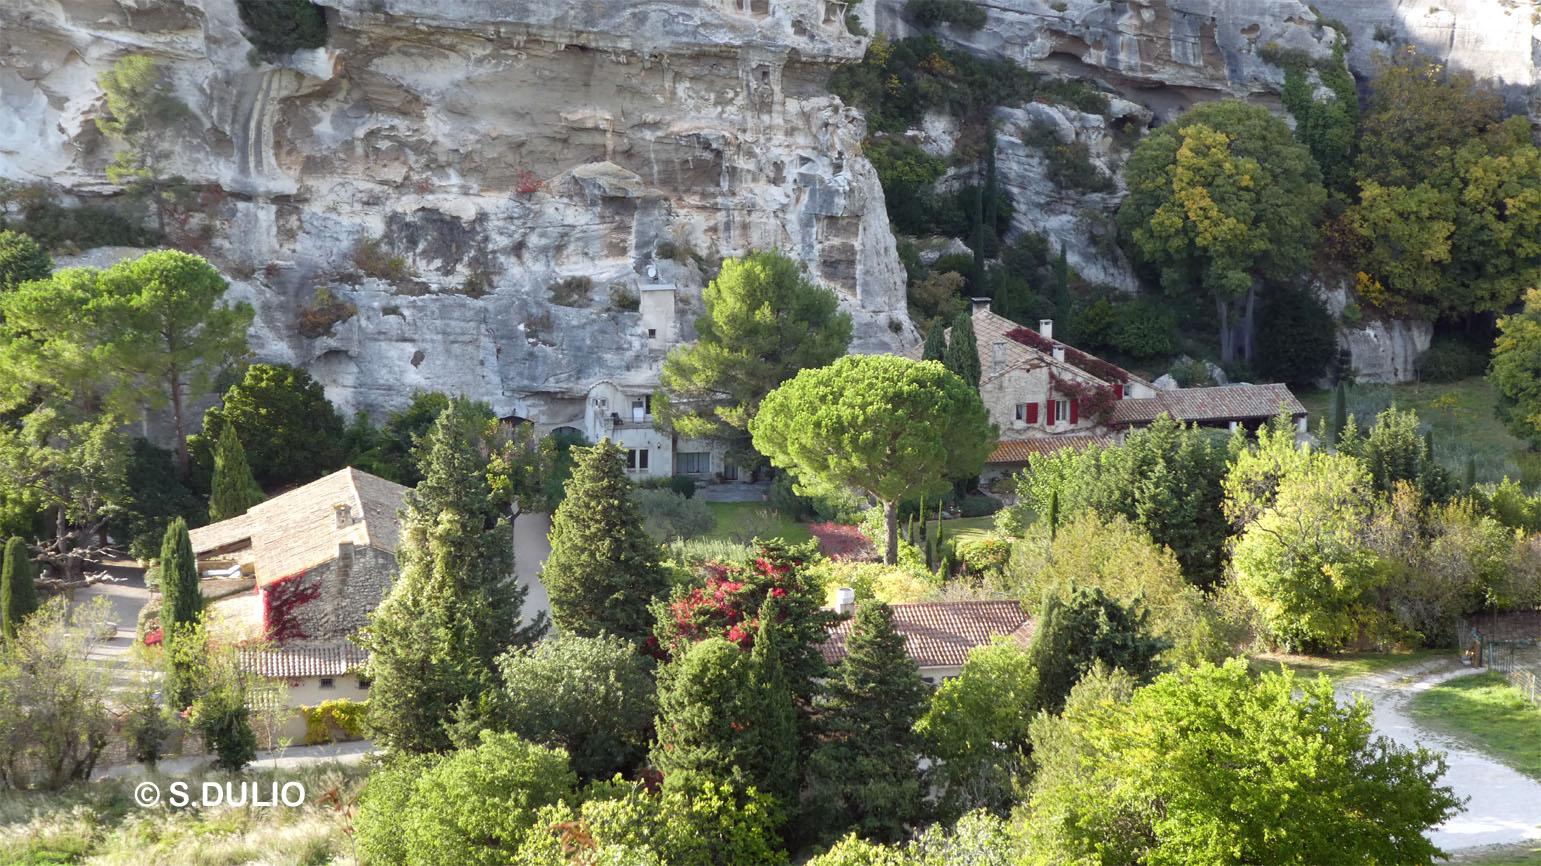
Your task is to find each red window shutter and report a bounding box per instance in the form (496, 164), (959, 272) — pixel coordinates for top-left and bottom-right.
(1026, 402), (1039, 424)
(1115, 383), (1124, 399)
(1070, 399), (1080, 424)
(1046, 400), (1055, 424)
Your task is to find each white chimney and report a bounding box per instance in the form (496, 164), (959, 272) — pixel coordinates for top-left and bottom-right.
(1052, 346), (1066, 363)
(1039, 318), (1054, 340)
(834, 587), (856, 616)
(991, 340), (1005, 375)
(971, 297), (991, 314)
(333, 503), (353, 528)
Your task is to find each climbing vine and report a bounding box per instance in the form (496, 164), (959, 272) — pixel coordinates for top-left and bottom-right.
(262, 571), (321, 643)
(1051, 373), (1120, 424)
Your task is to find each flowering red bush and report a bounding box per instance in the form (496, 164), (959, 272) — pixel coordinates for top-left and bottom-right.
(809, 521), (874, 561)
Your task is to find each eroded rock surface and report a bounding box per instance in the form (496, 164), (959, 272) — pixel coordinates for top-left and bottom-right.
(0, 0), (913, 418)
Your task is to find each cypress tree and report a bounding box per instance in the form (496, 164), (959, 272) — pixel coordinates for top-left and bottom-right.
(158, 518), (202, 629)
(1464, 455), (1478, 491)
(652, 637), (786, 796)
(1, 536), (38, 639)
(158, 518), (204, 709)
(943, 309), (981, 388)
(804, 602), (928, 844)
(543, 440), (668, 644)
(208, 422), (264, 522)
(1027, 584), (1167, 716)
(921, 319), (947, 362)
(1330, 381), (1349, 443)
(1052, 245), (1071, 339)
(360, 398), (546, 753)
(747, 599), (800, 805)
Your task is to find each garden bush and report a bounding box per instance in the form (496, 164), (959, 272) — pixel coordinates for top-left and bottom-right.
(633, 487), (716, 541)
(1418, 336), (1489, 383)
(957, 492), (1002, 518)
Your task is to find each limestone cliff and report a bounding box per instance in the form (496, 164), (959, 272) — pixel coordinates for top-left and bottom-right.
(0, 0), (913, 419)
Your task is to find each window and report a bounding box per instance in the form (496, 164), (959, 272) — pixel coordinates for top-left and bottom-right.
(1054, 399), (1070, 425)
(319, 677), (335, 689)
(1015, 403), (1027, 422)
(647, 327), (657, 339)
(1015, 403), (1039, 424)
(627, 448), (650, 470)
(677, 451), (709, 474)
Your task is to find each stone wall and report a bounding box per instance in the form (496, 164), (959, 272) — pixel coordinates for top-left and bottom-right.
(264, 544), (397, 643)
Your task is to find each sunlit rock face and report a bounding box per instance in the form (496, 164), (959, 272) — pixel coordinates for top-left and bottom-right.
(0, 0), (914, 419)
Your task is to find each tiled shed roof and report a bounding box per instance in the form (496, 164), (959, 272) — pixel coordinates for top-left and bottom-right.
(1110, 383), (1306, 426)
(987, 434), (1115, 465)
(190, 467), (408, 587)
(822, 601), (1033, 670)
(238, 641), (367, 679)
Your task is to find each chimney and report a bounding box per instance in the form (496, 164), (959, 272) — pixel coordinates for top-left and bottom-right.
(834, 587), (856, 616)
(991, 340), (1005, 375)
(1039, 318), (1054, 340)
(334, 503), (353, 529)
(971, 297), (991, 314)
(1052, 346), (1066, 363)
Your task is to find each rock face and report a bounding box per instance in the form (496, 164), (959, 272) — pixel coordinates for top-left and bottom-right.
(991, 100), (1147, 291)
(0, 0), (913, 420)
(1338, 319), (1434, 384)
(876, 0), (1343, 120)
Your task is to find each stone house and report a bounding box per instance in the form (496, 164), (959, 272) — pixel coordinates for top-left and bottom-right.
(190, 467), (408, 717)
(821, 598), (1034, 683)
(927, 302), (1308, 480)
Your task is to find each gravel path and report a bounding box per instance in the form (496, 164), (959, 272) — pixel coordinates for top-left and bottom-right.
(1337, 659), (1541, 852)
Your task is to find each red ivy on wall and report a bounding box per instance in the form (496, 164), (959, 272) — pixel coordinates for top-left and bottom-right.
(1051, 373), (1120, 425)
(263, 571), (321, 644)
(1004, 326), (1132, 384)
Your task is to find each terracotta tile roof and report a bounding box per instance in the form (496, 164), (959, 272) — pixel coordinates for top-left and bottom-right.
(238, 641), (367, 679)
(987, 434), (1114, 465)
(190, 467), (408, 587)
(822, 601), (1033, 670)
(1110, 383), (1307, 426)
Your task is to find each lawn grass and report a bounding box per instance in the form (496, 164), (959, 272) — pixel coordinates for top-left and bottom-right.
(1299, 378), (1540, 485)
(701, 501), (813, 545)
(1454, 844), (1541, 865)
(928, 515), (997, 545)
(1247, 649), (1453, 684)
(1406, 671), (1541, 781)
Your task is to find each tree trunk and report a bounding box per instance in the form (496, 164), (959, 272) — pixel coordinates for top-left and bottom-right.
(1216, 296), (1234, 364)
(169, 366), (190, 478)
(883, 500), (899, 566)
(1241, 285), (1257, 365)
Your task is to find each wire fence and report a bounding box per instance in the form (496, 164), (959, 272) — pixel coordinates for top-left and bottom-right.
(1484, 639), (1541, 708)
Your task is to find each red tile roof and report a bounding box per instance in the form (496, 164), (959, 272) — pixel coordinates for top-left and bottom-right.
(238, 641), (367, 679)
(987, 434), (1114, 465)
(1110, 383), (1306, 426)
(822, 601), (1033, 670)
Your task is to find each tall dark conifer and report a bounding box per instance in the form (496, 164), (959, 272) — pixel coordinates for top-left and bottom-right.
(360, 398), (546, 753)
(921, 319), (947, 362)
(943, 310), (981, 388)
(208, 422), (264, 522)
(804, 602), (928, 844)
(543, 440), (667, 644)
(0, 536), (38, 639)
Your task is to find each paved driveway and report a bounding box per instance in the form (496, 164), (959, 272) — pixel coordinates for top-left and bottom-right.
(1338, 660), (1541, 852)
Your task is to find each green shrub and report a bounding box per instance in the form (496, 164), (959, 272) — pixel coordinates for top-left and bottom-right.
(958, 492), (1002, 518)
(1110, 298), (1177, 359)
(905, 0), (988, 30)
(549, 275), (593, 307)
(237, 0), (328, 57)
(610, 283), (640, 312)
(1418, 336), (1489, 383)
(633, 487), (716, 541)
(300, 698), (368, 745)
(954, 535), (1011, 579)
(0, 183), (158, 252)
